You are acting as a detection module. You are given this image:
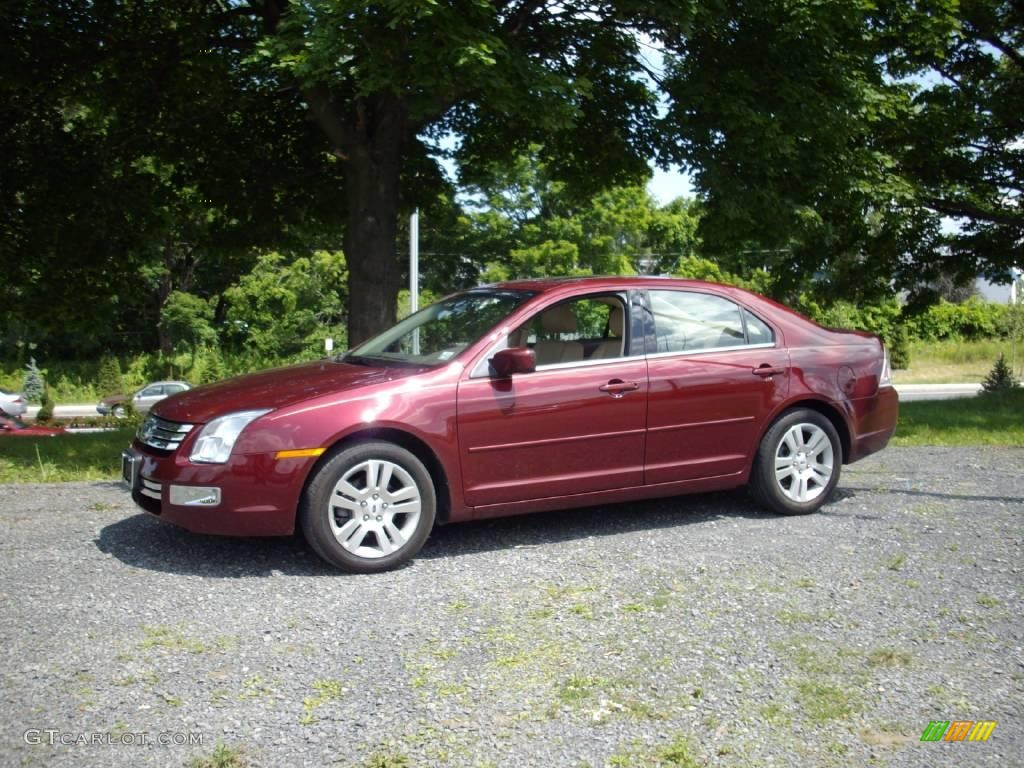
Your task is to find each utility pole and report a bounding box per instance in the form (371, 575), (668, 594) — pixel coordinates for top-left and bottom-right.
(410, 209), (420, 355)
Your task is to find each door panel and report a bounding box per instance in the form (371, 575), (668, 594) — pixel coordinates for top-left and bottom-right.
(645, 349), (788, 484)
(457, 359), (648, 507)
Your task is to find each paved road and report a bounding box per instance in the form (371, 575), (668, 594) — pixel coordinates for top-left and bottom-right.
(0, 447), (1020, 768)
(894, 383), (983, 402)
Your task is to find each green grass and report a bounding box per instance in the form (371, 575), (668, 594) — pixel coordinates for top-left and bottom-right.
(895, 339), (1022, 384)
(188, 744), (247, 768)
(893, 390), (1024, 446)
(0, 428), (135, 483)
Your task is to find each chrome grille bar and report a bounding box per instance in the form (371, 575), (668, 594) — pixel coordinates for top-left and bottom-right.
(138, 415), (195, 451)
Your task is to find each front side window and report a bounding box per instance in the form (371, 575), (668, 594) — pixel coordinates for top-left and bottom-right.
(140, 386), (163, 397)
(347, 290), (534, 366)
(648, 291), (747, 353)
(507, 294), (630, 367)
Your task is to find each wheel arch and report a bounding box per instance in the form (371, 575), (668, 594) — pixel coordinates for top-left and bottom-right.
(760, 398), (852, 465)
(301, 427), (453, 524)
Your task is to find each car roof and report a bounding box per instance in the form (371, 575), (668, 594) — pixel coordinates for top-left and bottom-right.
(489, 275), (742, 294)
(144, 381), (190, 387)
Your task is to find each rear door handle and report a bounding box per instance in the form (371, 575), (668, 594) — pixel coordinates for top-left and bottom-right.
(599, 379), (640, 397)
(752, 365), (785, 377)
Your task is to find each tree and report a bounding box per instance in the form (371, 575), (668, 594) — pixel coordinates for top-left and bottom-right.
(223, 251), (348, 359)
(97, 355), (125, 397)
(1, 1), (347, 358)
(21, 358), (44, 403)
(159, 292), (217, 357)
(658, 0), (1021, 303)
(246, 1), (688, 342)
(981, 353), (1018, 392)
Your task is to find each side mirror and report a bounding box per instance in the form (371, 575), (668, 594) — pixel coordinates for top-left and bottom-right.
(490, 347), (536, 378)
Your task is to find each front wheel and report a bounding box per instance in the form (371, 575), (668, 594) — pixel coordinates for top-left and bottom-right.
(750, 409), (842, 515)
(300, 441), (436, 573)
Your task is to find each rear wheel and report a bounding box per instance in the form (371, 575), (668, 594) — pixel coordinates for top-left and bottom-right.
(751, 409), (842, 515)
(300, 441), (436, 573)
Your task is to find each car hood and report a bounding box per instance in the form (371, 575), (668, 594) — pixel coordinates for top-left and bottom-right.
(152, 360), (418, 424)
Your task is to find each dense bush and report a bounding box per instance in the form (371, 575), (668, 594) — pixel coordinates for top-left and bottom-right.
(904, 298), (1013, 341)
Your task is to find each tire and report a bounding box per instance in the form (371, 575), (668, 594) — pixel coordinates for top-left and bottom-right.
(299, 441), (436, 573)
(112, 405), (125, 418)
(750, 409), (842, 515)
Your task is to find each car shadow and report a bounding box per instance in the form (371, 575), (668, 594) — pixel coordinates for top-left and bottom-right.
(96, 490), (779, 578)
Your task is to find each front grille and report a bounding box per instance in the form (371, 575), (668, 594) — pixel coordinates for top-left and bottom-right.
(138, 414), (195, 451)
(139, 477), (162, 500)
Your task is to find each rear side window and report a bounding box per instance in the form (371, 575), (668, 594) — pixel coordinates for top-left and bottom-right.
(743, 309), (775, 345)
(649, 291), (746, 352)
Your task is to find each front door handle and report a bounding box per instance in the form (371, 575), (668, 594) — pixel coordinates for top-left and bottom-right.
(599, 379), (640, 397)
(752, 365), (785, 377)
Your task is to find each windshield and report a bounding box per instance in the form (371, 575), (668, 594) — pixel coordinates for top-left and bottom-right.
(345, 289), (534, 366)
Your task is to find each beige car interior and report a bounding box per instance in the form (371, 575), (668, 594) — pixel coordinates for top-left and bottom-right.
(510, 298), (625, 367)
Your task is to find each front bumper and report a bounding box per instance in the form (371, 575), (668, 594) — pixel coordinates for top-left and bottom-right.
(122, 442), (312, 536)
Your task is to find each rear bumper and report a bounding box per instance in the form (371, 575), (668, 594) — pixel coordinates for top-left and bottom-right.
(848, 386), (899, 463)
(123, 442), (313, 536)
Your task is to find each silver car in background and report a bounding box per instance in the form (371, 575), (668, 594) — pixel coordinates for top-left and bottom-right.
(0, 388), (27, 418)
(97, 381), (191, 417)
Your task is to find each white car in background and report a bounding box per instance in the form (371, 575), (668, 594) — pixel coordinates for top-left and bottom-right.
(0, 389), (27, 418)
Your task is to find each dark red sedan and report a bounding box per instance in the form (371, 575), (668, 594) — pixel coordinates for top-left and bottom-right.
(122, 277), (898, 572)
(0, 416), (64, 437)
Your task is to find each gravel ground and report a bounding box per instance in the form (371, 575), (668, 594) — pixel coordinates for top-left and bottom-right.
(0, 446), (1021, 768)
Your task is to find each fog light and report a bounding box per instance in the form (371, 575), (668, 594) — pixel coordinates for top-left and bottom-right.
(169, 485), (221, 507)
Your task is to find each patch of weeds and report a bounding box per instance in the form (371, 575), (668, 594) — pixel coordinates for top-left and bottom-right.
(570, 603), (594, 620)
(364, 753), (411, 768)
(794, 577), (816, 588)
(237, 675), (275, 701)
(161, 693), (183, 707)
(138, 624), (206, 654)
(884, 553), (907, 571)
(904, 579), (920, 588)
(88, 501), (115, 512)
(557, 675), (605, 707)
(188, 743), (246, 768)
(446, 599), (469, 612)
(761, 702), (792, 725)
(301, 679), (344, 724)
(528, 607), (554, 620)
(946, 543), (959, 552)
(544, 584), (595, 600)
(976, 594), (1001, 608)
(793, 680), (858, 723)
(432, 647), (457, 661)
(777, 608), (835, 625)
(867, 648), (912, 668)
(690, 687), (704, 700)
(609, 735), (701, 768)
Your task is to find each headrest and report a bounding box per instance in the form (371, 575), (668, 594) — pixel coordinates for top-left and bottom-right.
(608, 306), (624, 337)
(541, 304), (578, 333)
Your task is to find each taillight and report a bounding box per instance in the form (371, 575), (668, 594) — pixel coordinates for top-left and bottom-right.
(879, 347), (893, 388)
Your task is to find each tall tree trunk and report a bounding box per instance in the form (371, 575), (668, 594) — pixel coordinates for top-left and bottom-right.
(342, 134), (403, 347)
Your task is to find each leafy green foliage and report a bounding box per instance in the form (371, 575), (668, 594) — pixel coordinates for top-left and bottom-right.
(659, 0), (1021, 302)
(223, 251), (348, 361)
(160, 292), (217, 355)
(981, 353), (1019, 393)
(36, 388), (55, 422)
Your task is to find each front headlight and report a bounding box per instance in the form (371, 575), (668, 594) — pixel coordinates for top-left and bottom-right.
(189, 409), (271, 464)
